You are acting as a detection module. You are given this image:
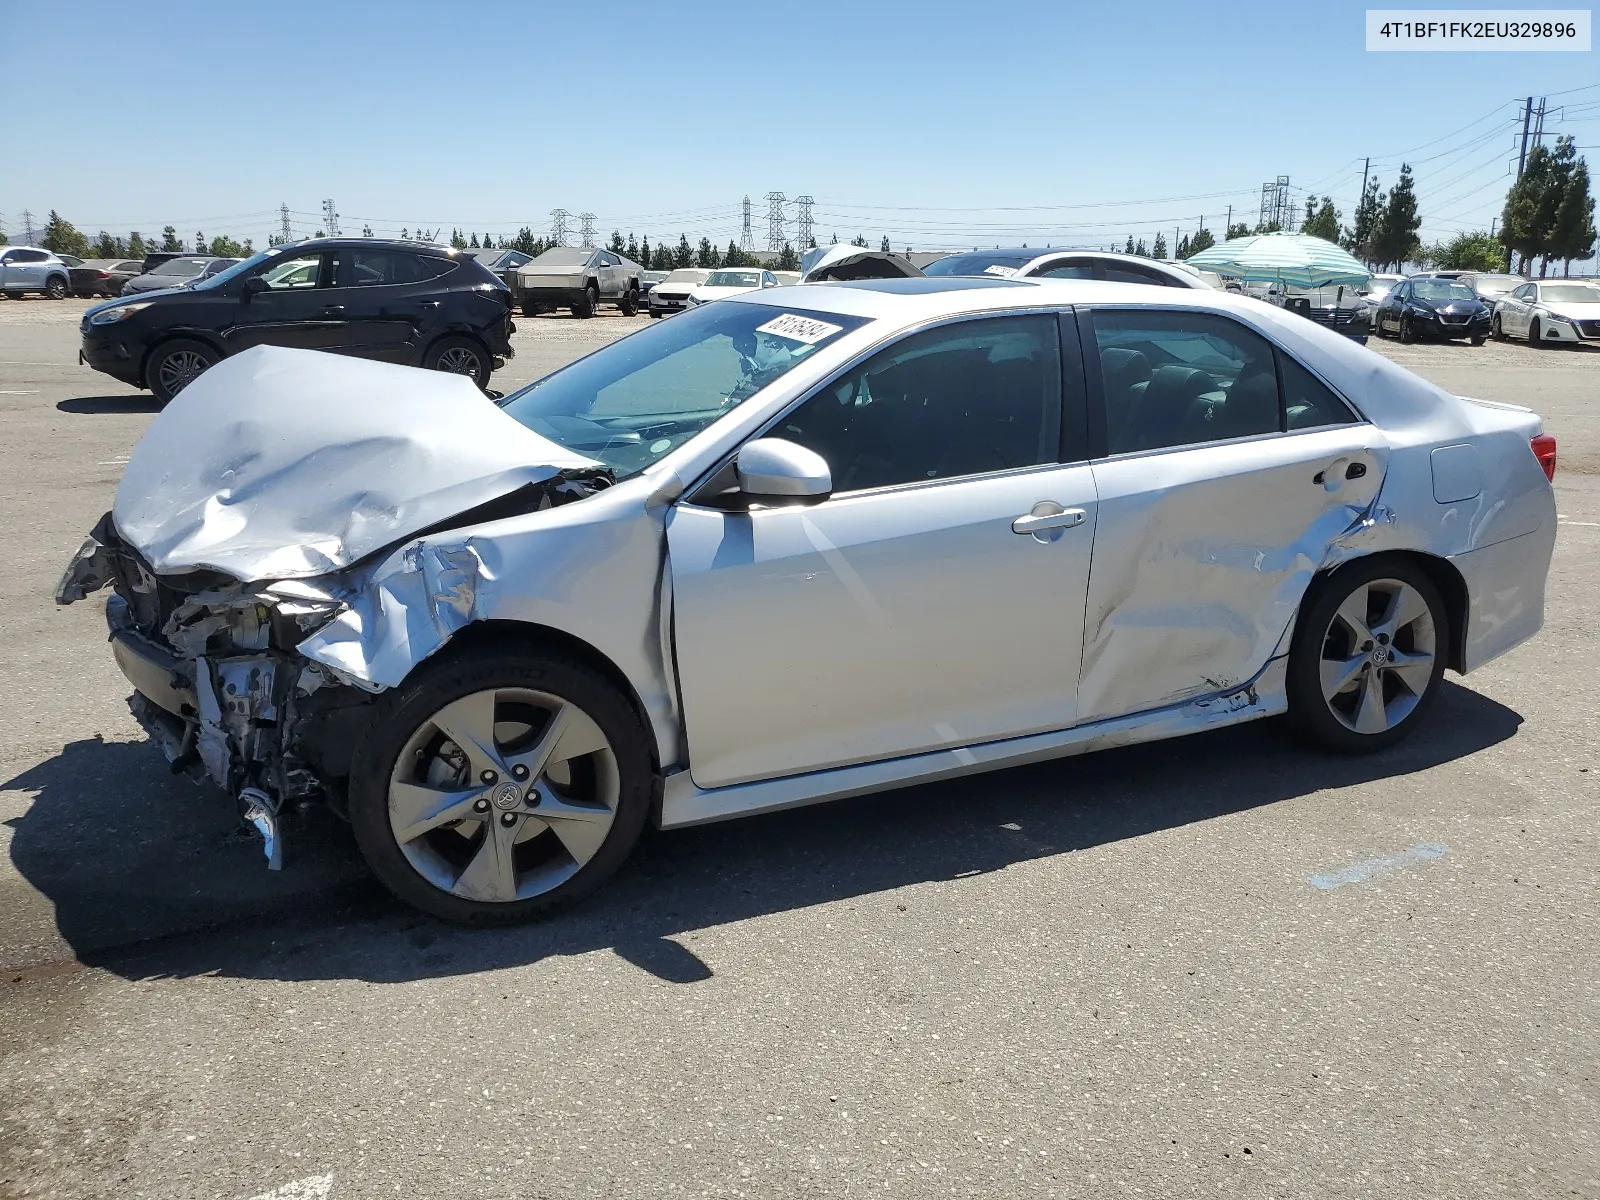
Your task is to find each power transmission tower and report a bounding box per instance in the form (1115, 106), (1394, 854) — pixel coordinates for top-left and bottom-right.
(741, 195), (754, 252)
(1532, 96), (1547, 150)
(578, 212), (597, 249)
(794, 195), (814, 249)
(764, 192), (786, 253)
(20, 210), (36, 245)
(550, 209), (570, 246)
(1516, 95), (1534, 177)
(321, 199), (340, 236)
(1256, 177), (1290, 231)
(280, 204), (293, 244)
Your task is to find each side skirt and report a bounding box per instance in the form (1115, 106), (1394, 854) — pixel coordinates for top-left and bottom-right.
(659, 659), (1288, 829)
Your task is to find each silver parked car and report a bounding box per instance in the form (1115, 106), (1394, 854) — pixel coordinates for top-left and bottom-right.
(515, 246), (642, 318)
(1491, 279), (1600, 345)
(647, 267), (712, 316)
(923, 248), (1210, 288)
(58, 278), (1558, 923)
(0, 246), (73, 298)
(120, 256), (241, 295)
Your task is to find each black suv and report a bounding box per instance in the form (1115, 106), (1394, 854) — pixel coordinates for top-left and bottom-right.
(81, 239), (515, 402)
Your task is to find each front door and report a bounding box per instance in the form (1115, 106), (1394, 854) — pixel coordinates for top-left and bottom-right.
(668, 311), (1099, 789)
(1076, 305), (1387, 722)
(224, 250), (348, 353)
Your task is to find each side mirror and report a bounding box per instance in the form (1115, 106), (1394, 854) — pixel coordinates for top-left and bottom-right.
(241, 275), (269, 299)
(735, 438), (832, 504)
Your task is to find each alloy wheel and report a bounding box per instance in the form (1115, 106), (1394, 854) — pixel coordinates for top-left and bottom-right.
(387, 687), (620, 904)
(1317, 578), (1436, 735)
(157, 349), (210, 396)
(435, 345), (482, 380)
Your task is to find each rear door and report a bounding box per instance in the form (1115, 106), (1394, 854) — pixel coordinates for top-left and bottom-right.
(1077, 305), (1386, 722)
(329, 247), (451, 362)
(667, 311), (1099, 788)
(223, 250), (348, 352)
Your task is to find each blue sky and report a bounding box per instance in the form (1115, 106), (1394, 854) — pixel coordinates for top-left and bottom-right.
(3, 0), (1595, 253)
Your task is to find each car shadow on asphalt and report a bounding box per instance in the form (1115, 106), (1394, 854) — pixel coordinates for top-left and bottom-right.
(4, 681), (1522, 986)
(55, 395), (161, 415)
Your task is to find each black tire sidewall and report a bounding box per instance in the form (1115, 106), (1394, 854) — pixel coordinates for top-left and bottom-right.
(426, 336), (490, 390)
(147, 338), (218, 404)
(1286, 556), (1449, 754)
(45, 275), (67, 299)
(347, 647), (655, 925)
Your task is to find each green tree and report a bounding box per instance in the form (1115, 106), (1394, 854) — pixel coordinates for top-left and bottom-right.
(127, 232), (147, 258)
(1549, 139), (1596, 274)
(1152, 232), (1168, 259)
(1123, 236), (1135, 254)
(1187, 227), (1215, 256)
(609, 230), (625, 254)
(1226, 222), (1251, 241)
(674, 234), (693, 268)
(160, 226), (182, 252)
(510, 226), (539, 253)
(195, 232), (209, 255)
(625, 233), (640, 262)
(777, 242), (799, 270)
(1372, 163), (1421, 271)
(830, 232), (838, 244)
(850, 234), (869, 247)
(639, 235), (650, 266)
(450, 228), (468, 249)
(1300, 195), (1341, 242)
(723, 240), (745, 266)
(651, 241), (674, 271)
(695, 237), (716, 268)
(93, 231), (122, 257)
(879, 235), (891, 252)
(1133, 238), (1149, 257)
(1342, 175), (1384, 263)
(40, 211), (90, 258)
(362, 224), (374, 237)
(1427, 231), (1504, 271)
(469, 232), (480, 248)
(209, 233), (248, 257)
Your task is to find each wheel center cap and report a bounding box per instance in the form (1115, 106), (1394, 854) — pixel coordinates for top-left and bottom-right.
(491, 782), (523, 811)
(1371, 646), (1390, 665)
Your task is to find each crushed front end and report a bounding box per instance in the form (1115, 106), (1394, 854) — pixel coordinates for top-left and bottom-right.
(57, 514), (383, 867)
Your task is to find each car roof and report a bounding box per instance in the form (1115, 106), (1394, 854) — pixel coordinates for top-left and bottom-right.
(284, 237), (465, 255)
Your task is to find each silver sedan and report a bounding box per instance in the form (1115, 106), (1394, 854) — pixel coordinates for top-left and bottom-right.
(59, 278), (1558, 923)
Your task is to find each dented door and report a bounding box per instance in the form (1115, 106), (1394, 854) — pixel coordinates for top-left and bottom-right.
(1080, 427), (1386, 722)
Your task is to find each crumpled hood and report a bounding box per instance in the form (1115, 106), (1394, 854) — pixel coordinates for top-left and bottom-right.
(112, 345), (602, 582)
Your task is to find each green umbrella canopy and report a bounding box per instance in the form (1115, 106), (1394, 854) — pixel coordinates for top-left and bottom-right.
(1187, 232), (1371, 287)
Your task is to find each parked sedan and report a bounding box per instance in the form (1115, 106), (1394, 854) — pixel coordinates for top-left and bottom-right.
(1374, 277), (1491, 344)
(468, 247), (534, 292)
(120, 256), (240, 295)
(57, 277), (1557, 924)
(0, 246), (73, 298)
(1457, 272), (1524, 310)
(80, 238), (514, 402)
(687, 267), (781, 306)
(515, 247), (642, 318)
(647, 268), (712, 316)
(70, 258), (145, 298)
(1491, 279), (1600, 346)
(924, 248), (1209, 288)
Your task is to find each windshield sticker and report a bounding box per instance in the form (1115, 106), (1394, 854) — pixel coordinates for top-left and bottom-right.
(755, 314), (845, 345)
(983, 265), (1019, 278)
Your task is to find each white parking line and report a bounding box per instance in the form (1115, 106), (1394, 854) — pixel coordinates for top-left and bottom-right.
(246, 1175), (333, 1200)
(1309, 842), (1447, 891)
(0, 389), (39, 395)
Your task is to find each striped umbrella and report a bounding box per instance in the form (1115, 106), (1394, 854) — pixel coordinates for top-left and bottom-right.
(1186, 232), (1370, 287)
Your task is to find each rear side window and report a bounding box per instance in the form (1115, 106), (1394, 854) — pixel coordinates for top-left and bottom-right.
(1090, 310), (1279, 453)
(347, 250), (432, 286)
(1279, 353), (1357, 430)
(1035, 259), (1094, 279)
(1103, 262), (1182, 287)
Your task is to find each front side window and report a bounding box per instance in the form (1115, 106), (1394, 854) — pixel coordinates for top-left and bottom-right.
(261, 253), (326, 290)
(773, 315), (1062, 493)
(500, 302), (871, 478)
(1091, 310), (1279, 453)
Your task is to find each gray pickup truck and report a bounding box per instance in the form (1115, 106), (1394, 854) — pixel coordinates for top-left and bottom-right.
(514, 247), (642, 318)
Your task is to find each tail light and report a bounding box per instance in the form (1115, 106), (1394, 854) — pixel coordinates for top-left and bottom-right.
(1531, 434), (1557, 481)
(95, 270), (111, 279)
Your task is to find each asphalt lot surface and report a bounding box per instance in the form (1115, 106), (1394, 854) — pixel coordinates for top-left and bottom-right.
(0, 297), (1596, 1199)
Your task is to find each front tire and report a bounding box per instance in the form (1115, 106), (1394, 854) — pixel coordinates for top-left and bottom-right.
(1470, 333), (1485, 346)
(44, 275), (68, 300)
(424, 336), (491, 390)
(1398, 314), (1416, 344)
(347, 647), (655, 925)
(1528, 317), (1544, 348)
(147, 338), (219, 405)
(1492, 313), (1504, 341)
(572, 283), (598, 318)
(1287, 557), (1448, 754)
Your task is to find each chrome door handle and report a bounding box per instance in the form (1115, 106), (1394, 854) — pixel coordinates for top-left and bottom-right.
(1012, 506), (1086, 534)
(321, 304), (346, 315)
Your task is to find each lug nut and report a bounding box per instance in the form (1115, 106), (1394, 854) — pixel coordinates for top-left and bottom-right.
(512, 764), (529, 780)
(499, 812), (518, 827)
(1377, 633), (1390, 645)
(526, 788), (541, 807)
(480, 770), (497, 784)
(473, 798), (490, 813)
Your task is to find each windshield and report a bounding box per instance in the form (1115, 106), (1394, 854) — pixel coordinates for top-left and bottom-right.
(1470, 274), (1522, 293)
(1539, 283), (1600, 303)
(533, 248), (591, 267)
(152, 258), (209, 278)
(923, 250), (1036, 277)
(499, 302), (871, 478)
(705, 270), (761, 288)
(1412, 280), (1476, 302)
(663, 269), (708, 284)
(191, 249), (274, 291)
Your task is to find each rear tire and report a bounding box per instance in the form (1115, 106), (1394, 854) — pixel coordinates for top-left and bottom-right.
(347, 646), (655, 925)
(146, 338), (219, 405)
(1286, 556), (1448, 755)
(424, 336), (492, 390)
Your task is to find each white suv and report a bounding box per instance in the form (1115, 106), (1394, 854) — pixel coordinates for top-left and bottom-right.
(0, 247), (72, 299)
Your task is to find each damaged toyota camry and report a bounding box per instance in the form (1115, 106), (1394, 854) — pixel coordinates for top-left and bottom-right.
(58, 277), (1559, 924)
